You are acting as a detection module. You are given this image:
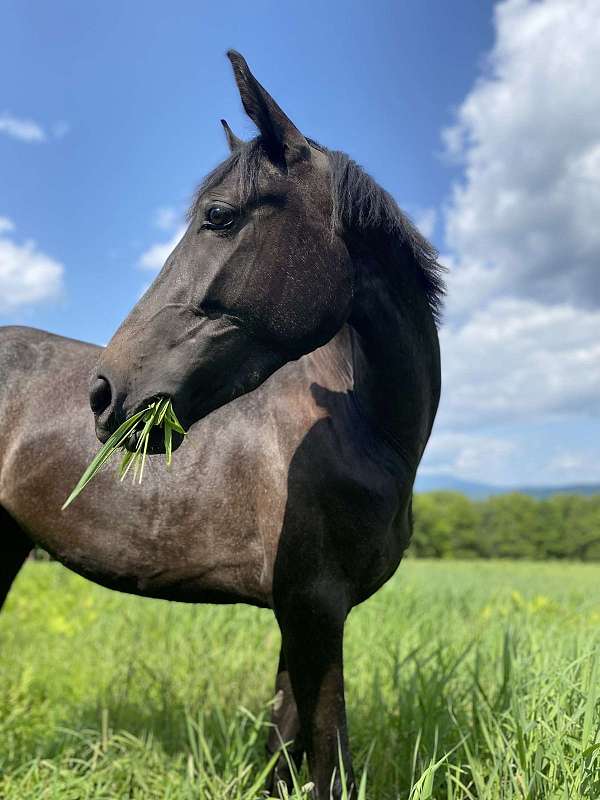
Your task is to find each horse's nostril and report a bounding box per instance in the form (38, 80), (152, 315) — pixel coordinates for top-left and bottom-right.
(89, 376), (112, 415)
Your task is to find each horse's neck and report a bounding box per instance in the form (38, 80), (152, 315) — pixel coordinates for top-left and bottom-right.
(347, 252), (440, 469)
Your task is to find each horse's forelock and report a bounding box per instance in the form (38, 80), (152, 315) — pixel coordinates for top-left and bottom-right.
(187, 137), (266, 222)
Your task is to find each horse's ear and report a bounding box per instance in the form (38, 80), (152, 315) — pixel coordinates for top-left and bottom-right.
(220, 119), (243, 153)
(226, 50), (310, 167)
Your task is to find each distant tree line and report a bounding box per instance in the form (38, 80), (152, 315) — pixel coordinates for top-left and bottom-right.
(410, 492), (600, 561)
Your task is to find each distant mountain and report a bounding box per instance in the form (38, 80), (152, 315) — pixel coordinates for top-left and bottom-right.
(414, 474), (502, 499)
(414, 473), (600, 500)
(518, 484), (600, 499)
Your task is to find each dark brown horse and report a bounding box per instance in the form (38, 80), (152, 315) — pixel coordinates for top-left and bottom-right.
(0, 52), (443, 798)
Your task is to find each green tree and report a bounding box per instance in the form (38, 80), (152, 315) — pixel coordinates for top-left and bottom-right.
(411, 491), (600, 561)
(478, 494), (544, 559)
(412, 492), (479, 558)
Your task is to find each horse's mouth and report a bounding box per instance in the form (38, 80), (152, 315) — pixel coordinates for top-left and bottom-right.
(94, 396), (187, 456)
(122, 425), (185, 456)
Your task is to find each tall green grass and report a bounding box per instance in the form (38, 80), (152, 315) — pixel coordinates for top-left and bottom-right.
(1, 560), (599, 798)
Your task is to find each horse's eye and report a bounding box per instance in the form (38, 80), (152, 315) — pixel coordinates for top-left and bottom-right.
(205, 205), (235, 229)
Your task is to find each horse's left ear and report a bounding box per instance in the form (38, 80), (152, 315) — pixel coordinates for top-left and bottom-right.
(227, 50), (310, 167)
(220, 119), (244, 152)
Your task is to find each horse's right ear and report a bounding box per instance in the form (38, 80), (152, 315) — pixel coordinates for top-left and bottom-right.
(226, 50), (310, 168)
(220, 119), (243, 153)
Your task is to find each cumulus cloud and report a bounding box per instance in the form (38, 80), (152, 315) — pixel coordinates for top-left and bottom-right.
(154, 206), (180, 231)
(443, 0), (600, 310)
(419, 431), (517, 481)
(0, 220), (64, 311)
(439, 298), (600, 428)
(545, 448), (600, 484)
(429, 0), (600, 484)
(413, 207), (437, 240)
(420, 422), (600, 485)
(0, 112), (46, 143)
(0, 114), (69, 143)
(0, 217), (15, 234)
(138, 225), (186, 271)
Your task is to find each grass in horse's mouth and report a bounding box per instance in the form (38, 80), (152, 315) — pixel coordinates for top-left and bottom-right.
(62, 398), (185, 510)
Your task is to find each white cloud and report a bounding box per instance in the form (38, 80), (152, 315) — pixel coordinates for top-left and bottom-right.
(0, 220), (64, 311)
(154, 206), (180, 231)
(0, 114), (69, 143)
(545, 449), (600, 484)
(0, 217), (15, 234)
(138, 225), (186, 271)
(443, 0), (600, 309)
(438, 253), (505, 322)
(420, 424), (600, 486)
(413, 207), (437, 239)
(420, 431), (517, 481)
(438, 298), (600, 429)
(0, 112), (46, 143)
(427, 0), (600, 485)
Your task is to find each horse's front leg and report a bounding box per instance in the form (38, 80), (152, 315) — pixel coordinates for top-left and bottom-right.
(274, 582), (354, 800)
(0, 507), (32, 612)
(265, 647), (304, 795)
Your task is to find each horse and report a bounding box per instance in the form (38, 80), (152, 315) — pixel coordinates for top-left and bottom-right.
(0, 51), (443, 798)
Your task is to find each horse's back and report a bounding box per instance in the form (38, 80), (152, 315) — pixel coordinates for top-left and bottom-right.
(0, 325), (99, 488)
(0, 325), (100, 404)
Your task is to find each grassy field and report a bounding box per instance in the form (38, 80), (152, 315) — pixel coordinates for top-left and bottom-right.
(1, 560), (599, 799)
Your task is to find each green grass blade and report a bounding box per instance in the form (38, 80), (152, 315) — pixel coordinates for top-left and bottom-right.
(62, 408), (147, 509)
(165, 423), (172, 467)
(118, 449), (135, 480)
(137, 423), (151, 484)
(165, 406), (186, 435)
(156, 397), (169, 426)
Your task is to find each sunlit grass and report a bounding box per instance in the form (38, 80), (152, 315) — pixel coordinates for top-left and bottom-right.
(1, 560), (599, 798)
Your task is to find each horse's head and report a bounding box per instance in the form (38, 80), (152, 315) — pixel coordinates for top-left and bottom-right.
(92, 51), (353, 449)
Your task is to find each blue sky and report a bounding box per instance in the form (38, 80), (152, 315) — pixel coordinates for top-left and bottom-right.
(2, 0), (599, 487)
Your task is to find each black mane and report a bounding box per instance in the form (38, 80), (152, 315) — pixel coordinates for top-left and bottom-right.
(189, 138), (445, 326)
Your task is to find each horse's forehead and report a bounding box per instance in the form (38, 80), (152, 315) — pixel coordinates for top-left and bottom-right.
(210, 148), (330, 204)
